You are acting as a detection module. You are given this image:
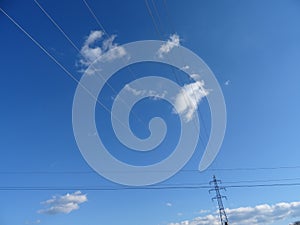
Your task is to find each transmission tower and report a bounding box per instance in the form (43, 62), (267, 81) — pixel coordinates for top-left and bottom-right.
(209, 175), (229, 225)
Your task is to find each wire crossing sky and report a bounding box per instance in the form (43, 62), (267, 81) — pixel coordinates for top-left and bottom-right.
(1, 0), (300, 225)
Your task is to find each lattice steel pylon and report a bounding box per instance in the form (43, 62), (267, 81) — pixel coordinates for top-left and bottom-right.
(209, 175), (229, 225)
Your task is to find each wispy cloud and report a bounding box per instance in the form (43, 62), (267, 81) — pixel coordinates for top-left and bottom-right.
(198, 209), (210, 214)
(124, 84), (147, 96)
(38, 191), (87, 215)
(125, 79), (208, 123)
(79, 30), (126, 73)
(181, 65), (190, 70)
(173, 80), (209, 122)
(124, 84), (167, 100)
(25, 219), (41, 225)
(169, 201), (300, 225)
(157, 34), (180, 58)
(190, 73), (201, 81)
(166, 202), (173, 207)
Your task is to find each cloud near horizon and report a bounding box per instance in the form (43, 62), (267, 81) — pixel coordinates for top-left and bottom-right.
(169, 201), (300, 225)
(38, 191), (87, 215)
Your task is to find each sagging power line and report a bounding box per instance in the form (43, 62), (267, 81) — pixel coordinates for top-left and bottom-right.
(1, 181), (300, 191)
(2, 164), (300, 174)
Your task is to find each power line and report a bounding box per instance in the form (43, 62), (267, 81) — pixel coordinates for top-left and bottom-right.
(2, 4), (300, 194)
(81, 0), (208, 144)
(33, 0), (80, 52)
(3, 171), (300, 188)
(162, 0), (176, 33)
(1, 182), (300, 191)
(151, 0), (164, 35)
(144, 0), (211, 147)
(80, 0), (157, 128)
(33, 0), (146, 127)
(82, 0), (109, 36)
(162, 0), (211, 141)
(161, 0), (215, 142)
(0, 7), (128, 129)
(82, 0), (211, 146)
(2, 165), (300, 174)
(210, 165), (300, 171)
(144, 0), (204, 137)
(145, 0), (162, 39)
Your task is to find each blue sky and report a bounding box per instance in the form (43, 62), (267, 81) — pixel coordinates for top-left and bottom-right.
(1, 0), (300, 225)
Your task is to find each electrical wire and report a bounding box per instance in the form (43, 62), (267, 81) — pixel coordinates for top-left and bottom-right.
(33, 0), (145, 127)
(162, 0), (175, 33)
(2, 165), (300, 175)
(144, 0), (210, 147)
(82, 0), (108, 36)
(161, 0), (211, 141)
(162, 0), (211, 140)
(82, 0), (210, 146)
(145, 0), (162, 39)
(1, 182), (300, 191)
(0, 7), (128, 129)
(81, 0), (138, 81)
(2, 4), (299, 193)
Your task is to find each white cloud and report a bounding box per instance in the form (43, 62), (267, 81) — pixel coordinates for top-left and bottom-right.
(169, 214), (219, 225)
(149, 90), (167, 100)
(166, 202), (173, 207)
(125, 79), (208, 123)
(224, 80), (231, 86)
(173, 80), (209, 122)
(190, 73), (201, 80)
(80, 30), (103, 65)
(198, 209), (210, 214)
(38, 191), (87, 215)
(124, 84), (147, 96)
(86, 30), (103, 45)
(181, 65), (190, 70)
(169, 201), (300, 225)
(124, 84), (167, 100)
(157, 34), (180, 58)
(25, 219), (41, 225)
(79, 30), (126, 71)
